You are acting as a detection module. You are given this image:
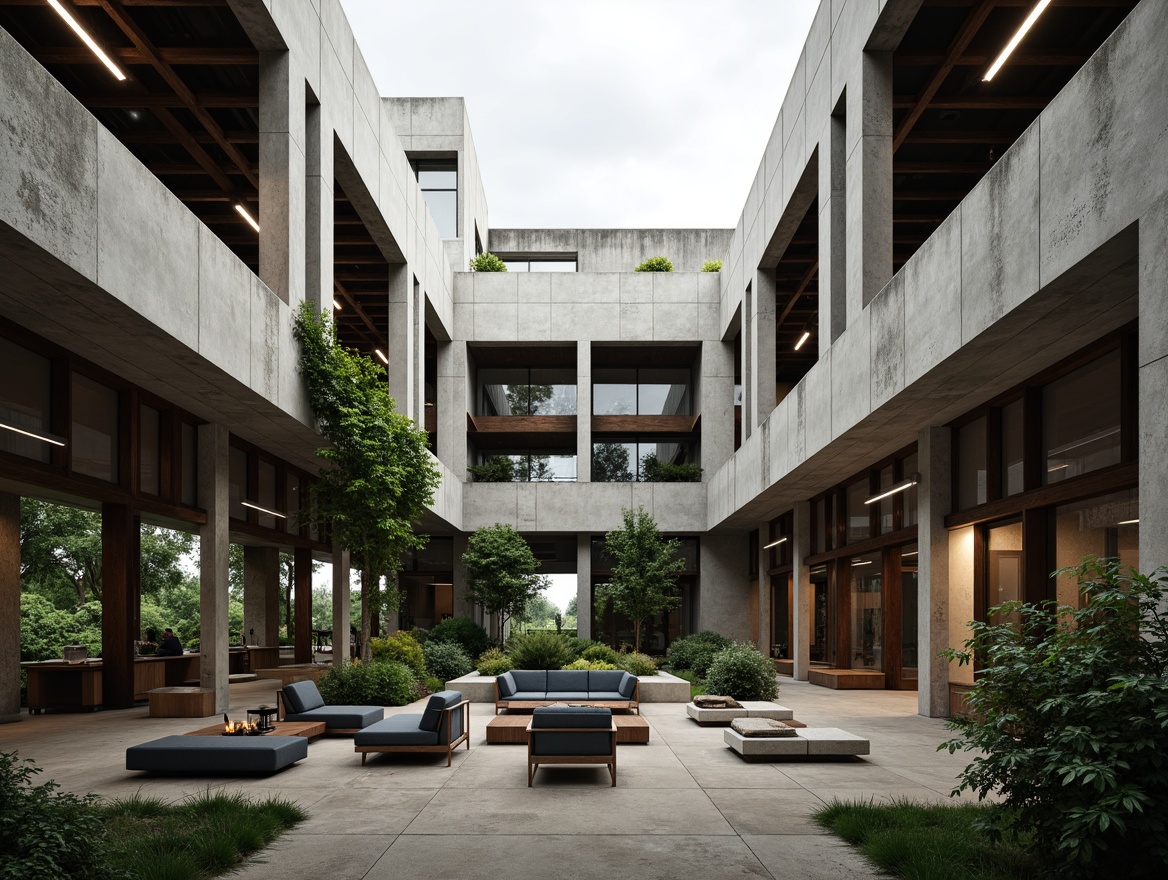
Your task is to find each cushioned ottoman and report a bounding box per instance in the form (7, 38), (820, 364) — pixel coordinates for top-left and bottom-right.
(125, 735), (307, 775)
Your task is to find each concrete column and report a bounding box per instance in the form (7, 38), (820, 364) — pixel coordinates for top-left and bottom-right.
(259, 51), (306, 306)
(750, 269), (777, 430)
(436, 341), (466, 474)
(576, 533), (591, 639)
(198, 422), (231, 713)
(577, 341), (591, 482)
(791, 500), (812, 681)
(243, 546), (279, 646)
(331, 547), (350, 666)
(0, 493), (21, 723)
(700, 337), (736, 477)
(304, 98), (333, 312)
(819, 107), (848, 345)
(386, 265), (414, 418)
(918, 426), (952, 717)
(1139, 196), (1168, 576)
(845, 52), (893, 318)
(452, 532), (471, 619)
(699, 534), (751, 641)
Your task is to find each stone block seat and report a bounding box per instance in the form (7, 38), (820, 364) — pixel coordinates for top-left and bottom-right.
(126, 735), (307, 775)
(724, 726), (870, 761)
(354, 690), (469, 766)
(527, 706), (618, 786)
(495, 670), (639, 714)
(278, 680), (384, 734)
(685, 699), (794, 725)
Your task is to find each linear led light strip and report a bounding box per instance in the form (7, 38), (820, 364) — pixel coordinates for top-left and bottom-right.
(794, 330), (811, 351)
(48, 0), (127, 82)
(863, 476), (919, 506)
(375, 349), (389, 365)
(984, 0), (1052, 82)
(241, 500), (286, 519)
(0, 421), (66, 447)
(762, 537), (788, 550)
(234, 203), (260, 233)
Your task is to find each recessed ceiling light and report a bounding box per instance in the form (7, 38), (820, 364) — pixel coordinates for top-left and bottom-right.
(48, 0), (127, 82)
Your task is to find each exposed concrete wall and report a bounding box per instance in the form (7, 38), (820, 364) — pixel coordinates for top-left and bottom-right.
(488, 229), (733, 274)
(576, 534), (592, 640)
(198, 423), (231, 713)
(790, 500), (812, 681)
(698, 534), (751, 641)
(243, 546), (280, 647)
(918, 426), (951, 718)
(1138, 198), (1168, 577)
(0, 493), (19, 723)
(331, 547), (350, 668)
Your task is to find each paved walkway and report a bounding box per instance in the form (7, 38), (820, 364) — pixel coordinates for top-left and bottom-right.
(0, 678), (979, 879)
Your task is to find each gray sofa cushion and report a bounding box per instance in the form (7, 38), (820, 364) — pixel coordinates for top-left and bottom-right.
(546, 670), (588, 693)
(588, 670), (626, 693)
(284, 705), (383, 729)
(507, 691), (547, 701)
(420, 690), (462, 732)
(283, 680), (325, 714)
(545, 691), (590, 700)
(354, 714), (439, 747)
(618, 673), (638, 698)
(585, 691), (626, 701)
(530, 707), (613, 757)
(126, 735), (307, 774)
(510, 670), (548, 692)
(496, 671), (517, 698)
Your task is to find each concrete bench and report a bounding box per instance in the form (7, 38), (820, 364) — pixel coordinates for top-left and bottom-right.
(724, 727), (870, 760)
(685, 700), (794, 725)
(126, 735), (308, 775)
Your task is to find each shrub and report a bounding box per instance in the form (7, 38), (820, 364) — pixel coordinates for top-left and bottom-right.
(634, 256), (673, 272)
(0, 752), (126, 880)
(506, 631), (576, 670)
(640, 454), (702, 483)
(469, 251), (507, 272)
(419, 675), (445, 697)
(581, 643), (621, 665)
(370, 630), (425, 676)
(617, 651), (658, 677)
(562, 658), (619, 671)
(424, 639), (473, 682)
(427, 617), (492, 660)
(700, 260), (722, 272)
(942, 558), (1168, 877)
(317, 660), (418, 706)
(467, 456), (516, 482)
(476, 647), (515, 676)
(667, 631), (733, 676)
(705, 641), (777, 700)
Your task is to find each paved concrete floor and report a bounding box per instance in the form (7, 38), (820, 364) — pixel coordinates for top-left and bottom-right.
(0, 678), (980, 879)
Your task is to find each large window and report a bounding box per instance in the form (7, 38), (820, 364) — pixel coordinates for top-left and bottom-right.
(71, 374), (119, 483)
(413, 159), (457, 239)
(1044, 349), (1122, 484)
(591, 438), (697, 482)
(480, 452), (577, 482)
(0, 335), (54, 463)
(479, 368), (576, 416)
(499, 256), (577, 272)
(593, 368), (691, 416)
(1052, 489), (1138, 608)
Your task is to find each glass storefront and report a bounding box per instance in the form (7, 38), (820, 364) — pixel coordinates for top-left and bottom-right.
(849, 551), (883, 671)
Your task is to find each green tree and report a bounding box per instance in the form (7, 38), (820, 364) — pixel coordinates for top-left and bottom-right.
(592, 442), (633, 482)
(19, 499), (101, 607)
(564, 595), (578, 629)
(293, 305), (442, 662)
(462, 524), (547, 641)
(597, 506), (684, 652)
(519, 592), (559, 630)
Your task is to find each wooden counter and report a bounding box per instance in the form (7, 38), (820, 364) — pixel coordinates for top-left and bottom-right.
(22, 654), (201, 713)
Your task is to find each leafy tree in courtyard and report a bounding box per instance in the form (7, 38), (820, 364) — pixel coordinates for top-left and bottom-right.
(942, 557), (1168, 878)
(592, 442), (633, 482)
(461, 523), (547, 641)
(518, 592), (559, 630)
(293, 304), (441, 662)
(597, 506), (684, 652)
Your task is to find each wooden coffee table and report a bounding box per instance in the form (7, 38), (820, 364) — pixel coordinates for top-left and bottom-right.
(486, 713), (649, 745)
(184, 720), (327, 741)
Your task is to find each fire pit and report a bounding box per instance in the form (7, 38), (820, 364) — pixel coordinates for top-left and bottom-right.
(221, 713), (264, 736)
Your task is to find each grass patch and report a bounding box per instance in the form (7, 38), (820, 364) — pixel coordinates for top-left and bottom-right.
(814, 798), (1038, 880)
(668, 669), (707, 698)
(100, 789), (307, 880)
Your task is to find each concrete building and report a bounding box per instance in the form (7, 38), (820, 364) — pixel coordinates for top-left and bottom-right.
(0, 0), (1162, 722)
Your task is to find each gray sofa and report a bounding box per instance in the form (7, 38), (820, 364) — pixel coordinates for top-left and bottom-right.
(527, 706), (617, 786)
(280, 680), (384, 733)
(494, 670), (639, 714)
(126, 735), (307, 775)
(354, 690), (469, 766)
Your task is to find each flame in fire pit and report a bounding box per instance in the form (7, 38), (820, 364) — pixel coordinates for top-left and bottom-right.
(222, 713), (261, 735)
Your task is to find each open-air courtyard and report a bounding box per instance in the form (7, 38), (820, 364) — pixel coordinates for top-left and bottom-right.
(0, 679), (976, 880)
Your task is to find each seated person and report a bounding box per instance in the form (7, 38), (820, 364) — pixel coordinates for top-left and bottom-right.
(156, 628), (183, 656)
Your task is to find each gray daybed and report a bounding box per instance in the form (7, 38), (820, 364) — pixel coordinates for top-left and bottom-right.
(278, 680), (384, 733)
(354, 690), (470, 766)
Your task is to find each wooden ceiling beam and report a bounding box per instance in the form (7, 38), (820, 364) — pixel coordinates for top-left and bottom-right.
(776, 261), (821, 331)
(152, 107), (238, 195)
(119, 129), (258, 145)
(79, 93), (256, 108)
(893, 95), (1050, 109)
(892, 0), (998, 152)
(144, 161), (257, 175)
(902, 129), (1023, 144)
(894, 160), (994, 174)
(920, 0), (1134, 7)
(333, 280), (381, 343)
(892, 190), (967, 201)
(29, 46), (257, 65)
(95, 0), (259, 190)
(895, 52), (1091, 67)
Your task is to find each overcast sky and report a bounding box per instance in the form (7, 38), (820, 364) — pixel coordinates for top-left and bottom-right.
(340, 1), (819, 230)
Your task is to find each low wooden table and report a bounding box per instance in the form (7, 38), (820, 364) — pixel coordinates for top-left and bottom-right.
(487, 713), (649, 745)
(184, 720), (327, 740)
